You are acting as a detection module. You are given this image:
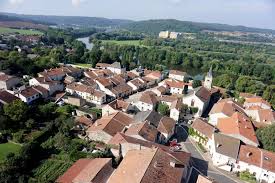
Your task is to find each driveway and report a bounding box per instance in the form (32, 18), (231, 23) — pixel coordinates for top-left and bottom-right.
(175, 125), (242, 183)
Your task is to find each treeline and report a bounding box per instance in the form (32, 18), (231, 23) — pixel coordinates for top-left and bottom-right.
(89, 31), (144, 41)
(121, 19), (275, 35)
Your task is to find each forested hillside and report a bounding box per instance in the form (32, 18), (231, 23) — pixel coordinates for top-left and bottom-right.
(122, 19), (275, 35)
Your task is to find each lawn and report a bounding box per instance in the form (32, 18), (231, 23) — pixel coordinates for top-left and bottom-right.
(73, 63), (92, 68)
(0, 142), (21, 161)
(102, 40), (146, 47)
(0, 27), (43, 35)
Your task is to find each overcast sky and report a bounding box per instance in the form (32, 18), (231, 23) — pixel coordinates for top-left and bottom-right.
(0, 0), (275, 29)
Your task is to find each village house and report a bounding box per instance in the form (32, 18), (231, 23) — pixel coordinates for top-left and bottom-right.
(108, 133), (191, 166)
(111, 83), (133, 98)
(64, 96), (86, 107)
(135, 92), (158, 111)
(182, 86), (211, 116)
(107, 147), (191, 183)
(162, 80), (186, 95)
(84, 69), (113, 79)
(134, 110), (163, 127)
(29, 77), (64, 95)
(169, 70), (188, 81)
(217, 112), (259, 147)
(233, 145), (275, 183)
(125, 121), (161, 143)
(126, 71), (138, 80)
(102, 99), (132, 116)
(38, 66), (82, 81)
(75, 115), (95, 130)
(209, 98), (246, 126)
(80, 77), (97, 88)
(157, 116), (176, 142)
(170, 99), (183, 121)
(157, 95), (178, 108)
(95, 77), (114, 96)
(56, 158), (114, 183)
(190, 118), (216, 150)
(144, 70), (163, 83)
(66, 82), (106, 105)
(86, 112), (133, 143)
(210, 133), (241, 171)
(245, 106), (275, 125)
(244, 96), (272, 110)
(96, 62), (126, 75)
(152, 85), (167, 96)
(0, 90), (19, 105)
(14, 87), (40, 104)
(0, 73), (20, 90)
(127, 78), (146, 92)
(133, 110), (176, 143)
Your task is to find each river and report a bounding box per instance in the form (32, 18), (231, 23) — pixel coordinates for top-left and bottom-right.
(77, 37), (94, 50)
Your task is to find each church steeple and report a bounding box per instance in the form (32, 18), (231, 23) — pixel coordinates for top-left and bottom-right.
(204, 66), (213, 90)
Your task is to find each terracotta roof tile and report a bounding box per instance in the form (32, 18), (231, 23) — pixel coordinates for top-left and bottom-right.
(157, 116), (176, 135)
(191, 118), (216, 139)
(108, 148), (190, 183)
(56, 158), (113, 183)
(125, 122), (158, 142)
(0, 90), (19, 104)
(217, 112), (259, 146)
(140, 92), (158, 105)
(87, 112), (133, 136)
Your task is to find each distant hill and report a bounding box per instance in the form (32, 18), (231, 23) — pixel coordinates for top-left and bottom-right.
(0, 15), (48, 30)
(121, 19), (275, 35)
(0, 12), (133, 28)
(1, 13), (275, 35)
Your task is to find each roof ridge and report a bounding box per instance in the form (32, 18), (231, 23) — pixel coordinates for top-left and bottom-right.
(139, 148), (159, 183)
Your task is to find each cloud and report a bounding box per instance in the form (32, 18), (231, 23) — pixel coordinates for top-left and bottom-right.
(72, 0), (87, 7)
(9, 0), (24, 5)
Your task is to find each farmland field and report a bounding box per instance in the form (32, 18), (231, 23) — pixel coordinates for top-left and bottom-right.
(33, 156), (72, 182)
(102, 40), (146, 47)
(0, 27), (43, 35)
(0, 142), (21, 161)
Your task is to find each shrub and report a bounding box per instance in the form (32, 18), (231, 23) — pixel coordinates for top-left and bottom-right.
(239, 171), (256, 183)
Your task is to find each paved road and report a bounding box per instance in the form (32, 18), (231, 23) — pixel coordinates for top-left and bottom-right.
(175, 125), (239, 183)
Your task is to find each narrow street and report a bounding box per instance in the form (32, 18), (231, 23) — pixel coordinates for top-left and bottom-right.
(175, 125), (241, 183)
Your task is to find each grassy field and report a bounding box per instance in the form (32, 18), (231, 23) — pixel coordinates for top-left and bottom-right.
(102, 40), (146, 47)
(0, 142), (21, 161)
(73, 63), (92, 68)
(0, 27), (43, 35)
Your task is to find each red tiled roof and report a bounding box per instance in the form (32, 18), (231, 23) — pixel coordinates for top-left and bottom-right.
(169, 70), (188, 76)
(0, 90), (19, 104)
(157, 116), (176, 135)
(217, 112), (259, 145)
(239, 145), (275, 173)
(20, 87), (39, 98)
(140, 92), (158, 105)
(56, 158), (113, 183)
(191, 118), (215, 139)
(125, 122), (158, 142)
(87, 112), (133, 136)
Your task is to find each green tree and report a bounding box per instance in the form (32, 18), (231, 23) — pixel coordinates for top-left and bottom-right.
(4, 100), (28, 122)
(157, 103), (170, 116)
(263, 85), (275, 109)
(192, 80), (202, 88)
(256, 124), (275, 152)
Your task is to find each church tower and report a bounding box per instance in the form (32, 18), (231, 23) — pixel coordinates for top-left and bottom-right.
(204, 66), (213, 90)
